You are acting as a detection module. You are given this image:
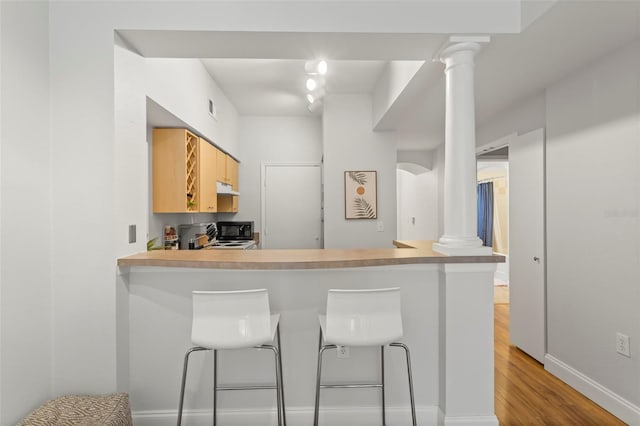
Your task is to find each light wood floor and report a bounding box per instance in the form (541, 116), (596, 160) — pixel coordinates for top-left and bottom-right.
(494, 302), (626, 425)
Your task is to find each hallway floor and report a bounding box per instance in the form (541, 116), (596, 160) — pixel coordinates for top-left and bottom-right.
(494, 302), (625, 425)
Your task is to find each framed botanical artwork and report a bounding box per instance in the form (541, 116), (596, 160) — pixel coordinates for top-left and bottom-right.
(344, 171), (377, 219)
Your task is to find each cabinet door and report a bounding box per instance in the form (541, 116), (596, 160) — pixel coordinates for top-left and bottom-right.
(198, 138), (217, 212)
(216, 148), (227, 183)
(229, 158), (239, 212)
(217, 158), (239, 213)
(227, 156), (238, 188)
(152, 128), (199, 213)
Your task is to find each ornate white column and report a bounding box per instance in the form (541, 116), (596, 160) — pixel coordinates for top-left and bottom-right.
(433, 39), (492, 256)
(432, 37), (499, 426)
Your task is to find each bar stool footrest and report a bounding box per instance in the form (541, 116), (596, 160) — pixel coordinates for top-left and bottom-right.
(320, 383), (383, 389)
(217, 385), (279, 391)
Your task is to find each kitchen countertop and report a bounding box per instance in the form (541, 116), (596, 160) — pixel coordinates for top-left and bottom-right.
(117, 240), (504, 270)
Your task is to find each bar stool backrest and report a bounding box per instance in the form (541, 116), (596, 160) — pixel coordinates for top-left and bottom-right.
(325, 287), (403, 346)
(191, 289), (272, 349)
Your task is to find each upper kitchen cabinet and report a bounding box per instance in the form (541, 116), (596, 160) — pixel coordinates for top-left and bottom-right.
(198, 138), (218, 213)
(152, 128), (218, 213)
(215, 148), (239, 213)
(215, 149), (238, 186)
(216, 148), (229, 184)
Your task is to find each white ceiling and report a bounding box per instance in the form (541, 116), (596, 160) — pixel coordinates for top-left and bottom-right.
(200, 59), (387, 116)
(124, 1), (640, 151)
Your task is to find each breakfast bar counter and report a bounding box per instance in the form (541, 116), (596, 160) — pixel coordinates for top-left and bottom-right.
(117, 240), (503, 270)
(117, 242), (503, 425)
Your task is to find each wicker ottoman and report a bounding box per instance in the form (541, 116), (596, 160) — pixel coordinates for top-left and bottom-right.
(17, 393), (132, 426)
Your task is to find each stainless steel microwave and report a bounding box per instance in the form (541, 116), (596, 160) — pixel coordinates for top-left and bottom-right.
(217, 221), (254, 241)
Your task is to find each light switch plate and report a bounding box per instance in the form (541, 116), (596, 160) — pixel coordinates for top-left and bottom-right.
(129, 224), (136, 244)
(377, 221), (384, 232)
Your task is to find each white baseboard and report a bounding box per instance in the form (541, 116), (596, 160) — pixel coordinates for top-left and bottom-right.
(134, 406), (441, 426)
(442, 415), (499, 426)
(545, 354), (640, 424)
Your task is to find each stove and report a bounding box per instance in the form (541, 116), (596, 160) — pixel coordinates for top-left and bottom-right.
(205, 240), (257, 250)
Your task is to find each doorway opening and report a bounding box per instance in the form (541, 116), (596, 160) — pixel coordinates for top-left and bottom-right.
(477, 146), (509, 289)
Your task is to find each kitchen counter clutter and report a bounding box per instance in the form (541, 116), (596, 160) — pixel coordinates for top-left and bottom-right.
(117, 240), (504, 270)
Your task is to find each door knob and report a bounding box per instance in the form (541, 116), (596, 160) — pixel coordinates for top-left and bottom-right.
(533, 256), (540, 263)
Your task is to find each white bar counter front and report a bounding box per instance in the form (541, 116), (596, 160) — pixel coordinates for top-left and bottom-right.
(117, 241), (504, 426)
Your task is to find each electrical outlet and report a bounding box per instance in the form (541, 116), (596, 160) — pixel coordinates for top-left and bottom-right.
(616, 332), (630, 357)
(336, 345), (350, 359)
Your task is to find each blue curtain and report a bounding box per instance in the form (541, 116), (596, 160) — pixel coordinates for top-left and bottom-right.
(477, 182), (494, 247)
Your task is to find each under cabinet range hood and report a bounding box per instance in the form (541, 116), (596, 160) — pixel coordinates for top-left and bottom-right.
(216, 181), (240, 196)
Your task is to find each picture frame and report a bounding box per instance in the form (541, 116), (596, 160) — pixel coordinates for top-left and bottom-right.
(344, 171), (377, 219)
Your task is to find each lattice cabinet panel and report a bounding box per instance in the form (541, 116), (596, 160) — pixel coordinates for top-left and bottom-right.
(185, 133), (198, 212)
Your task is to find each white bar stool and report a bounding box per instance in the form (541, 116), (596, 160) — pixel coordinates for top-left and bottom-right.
(177, 289), (286, 426)
(313, 287), (416, 426)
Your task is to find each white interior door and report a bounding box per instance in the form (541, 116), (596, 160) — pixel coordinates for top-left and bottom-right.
(509, 128), (546, 364)
(262, 163), (322, 249)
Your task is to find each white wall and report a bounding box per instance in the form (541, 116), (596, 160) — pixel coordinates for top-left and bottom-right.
(396, 169), (439, 241)
(146, 58), (239, 157)
(544, 39), (640, 419)
(115, 36), (148, 258)
(0, 2), (53, 424)
(372, 61), (424, 128)
(230, 116), (322, 229)
(476, 90), (546, 148)
(323, 94), (397, 248)
(435, 143), (445, 237)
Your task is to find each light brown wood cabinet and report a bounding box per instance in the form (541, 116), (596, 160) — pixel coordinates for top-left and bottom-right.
(152, 128), (218, 213)
(217, 152), (239, 213)
(215, 148), (228, 184)
(198, 138), (218, 213)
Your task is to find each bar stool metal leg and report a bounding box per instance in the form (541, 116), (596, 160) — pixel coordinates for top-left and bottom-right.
(258, 345), (284, 426)
(276, 324), (287, 426)
(381, 346), (386, 426)
(213, 349), (218, 426)
(314, 331), (338, 426)
(313, 330), (324, 426)
(390, 342), (417, 426)
(177, 346), (208, 426)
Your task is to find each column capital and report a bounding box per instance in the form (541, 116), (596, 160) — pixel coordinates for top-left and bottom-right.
(435, 35), (490, 64)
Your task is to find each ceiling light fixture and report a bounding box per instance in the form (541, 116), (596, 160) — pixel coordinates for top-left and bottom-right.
(304, 59), (328, 113)
(305, 59), (328, 75)
(306, 78), (318, 91)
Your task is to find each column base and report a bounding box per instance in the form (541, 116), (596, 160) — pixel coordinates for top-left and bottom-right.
(433, 236), (493, 256)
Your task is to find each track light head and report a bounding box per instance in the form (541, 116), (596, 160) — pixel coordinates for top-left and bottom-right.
(305, 59), (328, 75)
(306, 78), (318, 91)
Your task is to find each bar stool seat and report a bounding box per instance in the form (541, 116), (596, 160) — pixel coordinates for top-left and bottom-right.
(177, 289), (285, 426)
(314, 287), (416, 426)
